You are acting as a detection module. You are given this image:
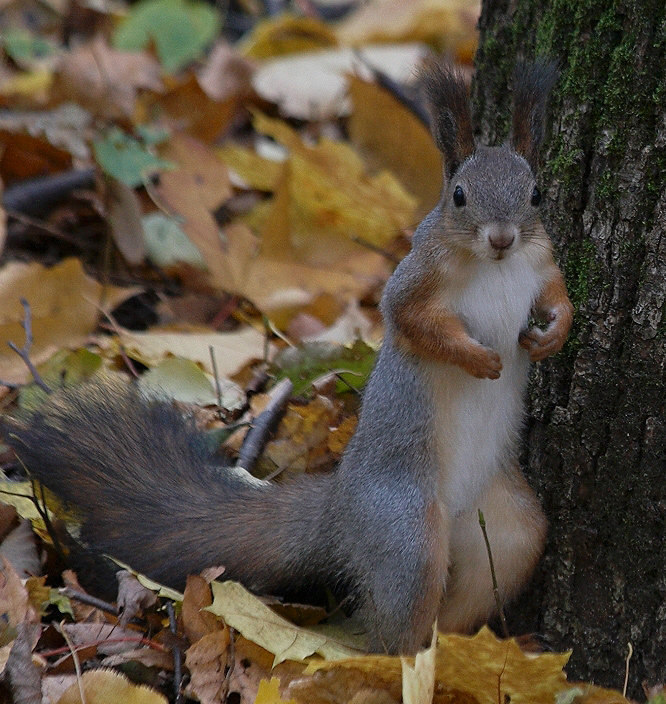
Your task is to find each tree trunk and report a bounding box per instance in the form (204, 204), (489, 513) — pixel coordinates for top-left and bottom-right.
(472, 0), (666, 695)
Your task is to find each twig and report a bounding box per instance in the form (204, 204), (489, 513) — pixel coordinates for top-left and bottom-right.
(60, 587), (120, 616)
(7, 298), (52, 394)
(352, 50), (431, 127)
(236, 378), (293, 472)
(7, 210), (84, 246)
(478, 509), (509, 639)
(92, 303), (140, 379)
(350, 235), (400, 264)
(166, 600), (183, 704)
(40, 636), (168, 658)
(3, 168), (96, 216)
(209, 346), (224, 421)
(623, 642), (633, 698)
(58, 621), (87, 704)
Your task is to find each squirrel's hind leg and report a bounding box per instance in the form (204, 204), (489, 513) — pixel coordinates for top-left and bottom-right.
(356, 499), (450, 655)
(437, 466), (546, 633)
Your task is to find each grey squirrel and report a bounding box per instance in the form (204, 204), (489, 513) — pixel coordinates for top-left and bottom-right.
(4, 60), (573, 655)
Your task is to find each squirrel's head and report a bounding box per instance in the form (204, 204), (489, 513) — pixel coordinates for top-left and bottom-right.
(421, 59), (557, 261)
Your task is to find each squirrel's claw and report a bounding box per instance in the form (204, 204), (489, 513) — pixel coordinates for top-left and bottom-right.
(519, 322), (568, 362)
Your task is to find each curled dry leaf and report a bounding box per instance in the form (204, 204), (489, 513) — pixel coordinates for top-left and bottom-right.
(184, 629), (232, 704)
(116, 570), (158, 626)
(0, 557), (39, 627)
(54, 35), (163, 119)
(182, 574), (224, 645)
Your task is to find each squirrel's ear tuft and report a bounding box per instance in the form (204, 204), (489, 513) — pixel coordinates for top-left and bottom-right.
(511, 59), (558, 169)
(420, 60), (475, 177)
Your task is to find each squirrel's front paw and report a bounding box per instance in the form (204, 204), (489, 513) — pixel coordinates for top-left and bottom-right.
(460, 345), (502, 379)
(519, 307), (572, 361)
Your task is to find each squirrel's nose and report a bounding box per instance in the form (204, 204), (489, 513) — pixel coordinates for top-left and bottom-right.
(489, 232), (515, 250)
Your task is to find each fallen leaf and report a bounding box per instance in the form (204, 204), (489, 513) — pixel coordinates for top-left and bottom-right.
(105, 176), (146, 265)
(57, 668), (168, 704)
(0, 521), (40, 580)
(348, 74), (442, 216)
(0, 258), (135, 385)
(207, 580), (360, 665)
(336, 0), (480, 63)
(251, 44), (427, 120)
(114, 325), (267, 379)
(155, 132), (232, 270)
(401, 626), (436, 704)
(112, 0), (221, 73)
(182, 574), (223, 644)
(197, 40), (255, 102)
(240, 15), (337, 59)
(225, 112), (417, 265)
(185, 629), (232, 704)
(0, 557), (37, 626)
(116, 570), (158, 626)
(254, 677), (297, 704)
(54, 35), (162, 119)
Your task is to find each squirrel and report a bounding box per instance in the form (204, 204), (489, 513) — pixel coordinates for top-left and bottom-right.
(4, 60), (573, 655)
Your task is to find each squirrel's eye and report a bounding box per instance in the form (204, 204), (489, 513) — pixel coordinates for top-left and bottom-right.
(453, 185), (466, 207)
(531, 186), (542, 207)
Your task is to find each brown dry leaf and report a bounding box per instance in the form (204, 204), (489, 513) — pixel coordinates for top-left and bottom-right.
(288, 667), (401, 704)
(57, 668), (167, 704)
(336, 0), (480, 63)
(155, 132), (232, 271)
(197, 40), (255, 102)
(116, 570), (158, 626)
(240, 15), (337, 59)
(105, 176), (146, 265)
(61, 622), (145, 655)
(0, 557), (38, 627)
(144, 73), (238, 144)
(0, 128), (73, 183)
(327, 416), (358, 455)
(102, 647), (174, 671)
(348, 74), (442, 216)
(184, 629), (232, 704)
(54, 35), (163, 119)
(182, 574), (224, 644)
(0, 258), (136, 384)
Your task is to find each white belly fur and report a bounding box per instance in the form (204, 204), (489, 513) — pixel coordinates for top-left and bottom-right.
(426, 254), (544, 515)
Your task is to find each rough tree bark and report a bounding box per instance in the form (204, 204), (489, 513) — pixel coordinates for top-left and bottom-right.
(471, 0), (666, 695)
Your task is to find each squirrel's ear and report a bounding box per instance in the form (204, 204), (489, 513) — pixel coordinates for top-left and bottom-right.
(511, 59), (558, 170)
(420, 60), (475, 177)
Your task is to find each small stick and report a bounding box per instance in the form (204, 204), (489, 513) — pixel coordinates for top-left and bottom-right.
(58, 621), (87, 704)
(7, 298), (52, 394)
(350, 235), (400, 264)
(478, 509), (510, 639)
(236, 378), (293, 472)
(166, 600), (182, 704)
(209, 346), (224, 421)
(60, 587), (120, 617)
(623, 642), (633, 698)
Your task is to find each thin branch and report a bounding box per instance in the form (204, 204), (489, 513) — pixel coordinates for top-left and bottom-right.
(7, 298), (52, 394)
(209, 346), (224, 421)
(60, 587), (120, 617)
(350, 235), (400, 264)
(166, 600), (183, 704)
(236, 378), (293, 473)
(477, 509), (510, 639)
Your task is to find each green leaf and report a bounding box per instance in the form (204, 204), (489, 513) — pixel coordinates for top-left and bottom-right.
(138, 357), (218, 404)
(142, 213), (206, 269)
(112, 0), (221, 73)
(18, 349), (103, 411)
(2, 29), (57, 64)
(93, 127), (174, 187)
(272, 339), (377, 396)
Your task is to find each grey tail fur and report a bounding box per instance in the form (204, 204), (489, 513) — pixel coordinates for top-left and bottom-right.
(5, 381), (336, 591)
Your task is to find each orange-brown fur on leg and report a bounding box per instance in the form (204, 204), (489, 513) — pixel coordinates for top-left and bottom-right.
(437, 466), (547, 633)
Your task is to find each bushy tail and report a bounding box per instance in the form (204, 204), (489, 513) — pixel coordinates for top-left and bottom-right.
(5, 381), (336, 591)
